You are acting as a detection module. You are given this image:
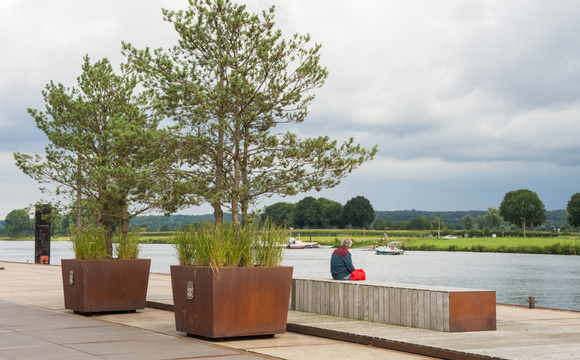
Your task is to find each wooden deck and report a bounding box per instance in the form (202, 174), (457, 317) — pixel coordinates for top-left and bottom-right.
(287, 306), (580, 360)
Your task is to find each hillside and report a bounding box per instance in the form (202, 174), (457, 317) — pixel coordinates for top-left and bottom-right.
(129, 209), (569, 230)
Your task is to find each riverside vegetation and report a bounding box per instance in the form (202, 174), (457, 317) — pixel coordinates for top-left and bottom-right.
(4, 229), (579, 256)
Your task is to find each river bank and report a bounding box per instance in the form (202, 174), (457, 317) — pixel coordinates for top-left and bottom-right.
(3, 232), (580, 255)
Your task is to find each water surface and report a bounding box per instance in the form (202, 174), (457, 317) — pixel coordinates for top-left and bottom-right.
(1, 241), (579, 310)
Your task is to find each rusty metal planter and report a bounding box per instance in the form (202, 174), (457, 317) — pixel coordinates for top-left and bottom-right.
(170, 265), (293, 339)
(61, 259), (151, 313)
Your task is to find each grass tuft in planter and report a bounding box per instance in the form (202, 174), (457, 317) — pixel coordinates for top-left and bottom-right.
(172, 220), (285, 268)
(115, 229), (141, 259)
(70, 226), (109, 260)
(69, 226), (142, 260)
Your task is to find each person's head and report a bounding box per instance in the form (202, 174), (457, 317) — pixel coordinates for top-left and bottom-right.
(342, 238), (353, 248)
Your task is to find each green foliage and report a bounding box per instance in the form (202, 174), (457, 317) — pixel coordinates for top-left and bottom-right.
(461, 214), (476, 230)
(477, 207), (503, 230)
(499, 189), (546, 231)
(15, 56), (171, 255)
(171, 229), (195, 267)
(566, 193), (580, 228)
(255, 219), (286, 267)
(172, 221), (286, 268)
(115, 229), (141, 259)
(408, 217), (432, 230)
(400, 236), (580, 255)
(262, 202), (296, 228)
(342, 196), (375, 229)
(319, 198), (344, 228)
(172, 223), (249, 268)
(122, 0), (376, 225)
(70, 226), (109, 260)
(127, 208), (569, 233)
(4, 209), (33, 239)
(431, 218), (445, 231)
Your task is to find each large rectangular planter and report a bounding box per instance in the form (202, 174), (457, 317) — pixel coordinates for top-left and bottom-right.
(61, 259), (151, 313)
(170, 265), (293, 339)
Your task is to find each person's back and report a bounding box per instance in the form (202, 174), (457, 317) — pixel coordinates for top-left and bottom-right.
(330, 238), (355, 280)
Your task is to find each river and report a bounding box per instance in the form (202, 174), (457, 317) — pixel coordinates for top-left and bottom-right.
(1, 241), (579, 311)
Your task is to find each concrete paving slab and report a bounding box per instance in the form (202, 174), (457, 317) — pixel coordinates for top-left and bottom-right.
(0, 301), (272, 360)
(1, 261), (426, 360)
(5, 260), (580, 359)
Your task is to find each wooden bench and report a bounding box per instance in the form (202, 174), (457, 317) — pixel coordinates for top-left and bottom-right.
(289, 278), (496, 332)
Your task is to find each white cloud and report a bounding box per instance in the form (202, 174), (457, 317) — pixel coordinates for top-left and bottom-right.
(1, 0), (580, 218)
(0, 151), (49, 218)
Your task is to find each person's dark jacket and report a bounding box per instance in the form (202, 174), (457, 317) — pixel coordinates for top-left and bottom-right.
(330, 246), (355, 280)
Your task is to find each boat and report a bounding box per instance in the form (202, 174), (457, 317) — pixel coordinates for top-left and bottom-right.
(284, 237), (319, 249)
(375, 241), (404, 255)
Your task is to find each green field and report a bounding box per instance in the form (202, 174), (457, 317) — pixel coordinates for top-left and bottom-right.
(292, 231), (580, 255)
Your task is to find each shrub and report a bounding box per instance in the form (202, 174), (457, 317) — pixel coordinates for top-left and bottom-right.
(115, 229), (141, 259)
(172, 221), (286, 268)
(70, 226), (109, 260)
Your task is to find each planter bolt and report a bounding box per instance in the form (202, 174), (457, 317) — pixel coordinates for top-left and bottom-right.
(187, 281), (194, 300)
(69, 271), (74, 285)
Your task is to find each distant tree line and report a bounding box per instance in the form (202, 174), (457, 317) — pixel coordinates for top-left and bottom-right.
(262, 196), (375, 229)
(3, 189), (579, 238)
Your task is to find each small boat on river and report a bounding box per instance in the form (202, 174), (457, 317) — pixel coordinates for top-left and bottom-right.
(284, 237), (319, 249)
(375, 241), (404, 255)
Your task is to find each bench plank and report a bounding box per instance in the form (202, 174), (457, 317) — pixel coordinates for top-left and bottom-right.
(290, 278), (496, 332)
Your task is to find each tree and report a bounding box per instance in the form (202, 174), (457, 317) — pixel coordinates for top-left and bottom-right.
(373, 219), (392, 231)
(431, 218), (445, 233)
(477, 207), (503, 230)
(462, 214), (476, 230)
(499, 189), (546, 235)
(342, 196), (375, 229)
(262, 202), (296, 228)
(408, 217), (432, 230)
(4, 209), (33, 239)
(318, 198), (343, 228)
(14, 56), (170, 255)
(294, 197), (323, 228)
(566, 193), (580, 228)
(122, 0), (376, 227)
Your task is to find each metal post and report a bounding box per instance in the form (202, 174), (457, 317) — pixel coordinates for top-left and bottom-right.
(34, 204), (51, 264)
(527, 296), (536, 309)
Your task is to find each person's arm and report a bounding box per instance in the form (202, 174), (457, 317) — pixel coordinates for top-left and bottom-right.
(343, 252), (356, 273)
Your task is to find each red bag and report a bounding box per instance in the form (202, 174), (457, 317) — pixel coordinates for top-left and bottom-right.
(350, 269), (366, 281)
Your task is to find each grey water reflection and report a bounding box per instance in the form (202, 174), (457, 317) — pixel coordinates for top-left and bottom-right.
(1, 241), (579, 310)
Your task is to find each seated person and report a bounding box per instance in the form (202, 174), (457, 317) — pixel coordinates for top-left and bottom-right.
(330, 238), (356, 280)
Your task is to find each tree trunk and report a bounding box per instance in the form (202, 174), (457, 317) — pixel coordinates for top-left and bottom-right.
(231, 118), (241, 227)
(214, 119), (224, 224)
(120, 201), (128, 250)
(240, 122), (250, 225)
(76, 155), (82, 229)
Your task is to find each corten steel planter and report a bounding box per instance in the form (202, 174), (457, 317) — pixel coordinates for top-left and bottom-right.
(61, 259), (151, 313)
(170, 265), (293, 339)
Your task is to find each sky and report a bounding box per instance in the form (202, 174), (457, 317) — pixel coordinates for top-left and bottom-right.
(2, 0), (580, 219)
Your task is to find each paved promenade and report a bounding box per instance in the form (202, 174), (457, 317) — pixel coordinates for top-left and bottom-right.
(2, 261), (580, 359)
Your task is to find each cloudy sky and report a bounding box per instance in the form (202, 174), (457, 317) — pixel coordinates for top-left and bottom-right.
(2, 0), (580, 219)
